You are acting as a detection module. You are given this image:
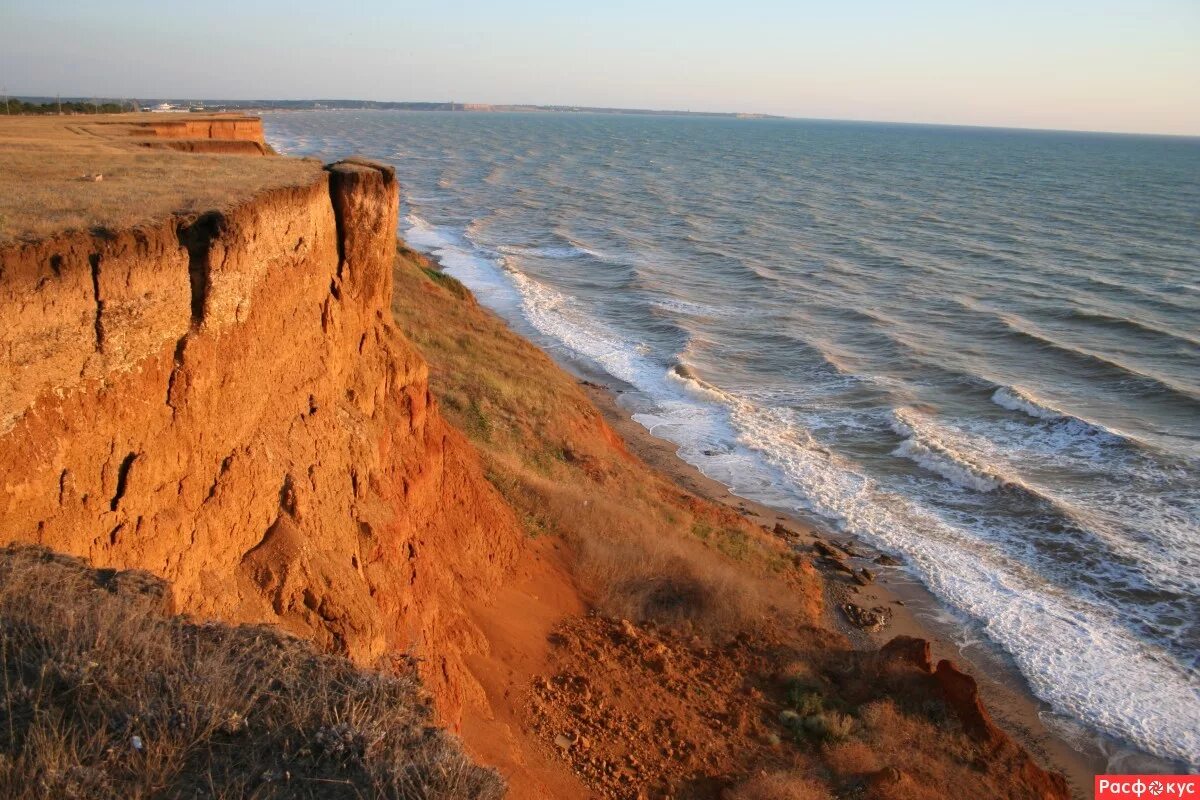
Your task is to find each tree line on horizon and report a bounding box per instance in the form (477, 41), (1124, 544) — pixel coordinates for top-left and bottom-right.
(4, 100), (131, 115)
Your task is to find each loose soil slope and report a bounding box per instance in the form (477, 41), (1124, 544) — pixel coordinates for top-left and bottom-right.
(392, 247), (1071, 800)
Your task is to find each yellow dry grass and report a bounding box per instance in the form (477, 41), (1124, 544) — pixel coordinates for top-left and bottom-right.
(0, 544), (503, 799)
(0, 114), (320, 244)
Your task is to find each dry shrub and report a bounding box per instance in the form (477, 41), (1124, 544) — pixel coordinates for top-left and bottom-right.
(725, 770), (834, 800)
(0, 544), (503, 800)
(822, 739), (881, 778)
(855, 699), (988, 800)
(575, 526), (797, 638)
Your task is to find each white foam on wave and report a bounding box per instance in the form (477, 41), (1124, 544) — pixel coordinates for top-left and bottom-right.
(991, 385), (1128, 445)
(650, 297), (738, 319)
(992, 385), (1063, 420)
(891, 405), (1200, 601)
(498, 243), (595, 261)
(890, 438), (1003, 493)
(707, 390), (1200, 768)
(407, 211), (1200, 768)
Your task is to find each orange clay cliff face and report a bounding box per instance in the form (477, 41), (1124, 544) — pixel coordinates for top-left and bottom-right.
(0, 157), (523, 726)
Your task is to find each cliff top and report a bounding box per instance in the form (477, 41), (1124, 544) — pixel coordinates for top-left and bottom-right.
(0, 113), (321, 244)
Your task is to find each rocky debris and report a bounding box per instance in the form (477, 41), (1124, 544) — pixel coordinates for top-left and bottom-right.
(526, 616), (782, 799)
(871, 637), (1070, 799)
(852, 568), (875, 586)
(878, 635), (933, 673)
(772, 522), (794, 537)
(840, 602), (892, 632)
(833, 539), (862, 558)
(822, 555), (856, 576)
(874, 553), (901, 567)
(813, 540), (841, 559)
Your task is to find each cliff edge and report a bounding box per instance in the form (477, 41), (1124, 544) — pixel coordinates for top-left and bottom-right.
(0, 118), (523, 727)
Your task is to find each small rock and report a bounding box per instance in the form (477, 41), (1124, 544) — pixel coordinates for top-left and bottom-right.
(841, 602), (892, 632)
(875, 554), (902, 566)
(813, 540), (840, 558)
(822, 555), (855, 575)
(554, 733), (573, 750)
(853, 567), (875, 585)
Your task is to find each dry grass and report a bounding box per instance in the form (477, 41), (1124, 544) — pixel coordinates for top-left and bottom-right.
(0, 544), (503, 800)
(0, 114), (320, 244)
(820, 739), (881, 778)
(391, 245), (821, 641)
(725, 770), (834, 800)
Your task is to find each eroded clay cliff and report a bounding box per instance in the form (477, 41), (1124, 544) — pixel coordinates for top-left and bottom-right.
(0, 158), (523, 724)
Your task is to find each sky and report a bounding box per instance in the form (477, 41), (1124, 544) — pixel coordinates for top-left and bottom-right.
(2, 0), (1198, 135)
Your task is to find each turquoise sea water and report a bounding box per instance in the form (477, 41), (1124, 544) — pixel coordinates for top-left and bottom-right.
(264, 111), (1199, 767)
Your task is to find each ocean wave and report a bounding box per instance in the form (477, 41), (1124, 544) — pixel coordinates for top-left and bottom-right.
(996, 313), (1200, 406)
(650, 297), (738, 319)
(498, 243), (600, 261)
(1065, 307), (1200, 350)
(405, 213), (1200, 769)
(890, 414), (1008, 493)
(990, 385), (1128, 445)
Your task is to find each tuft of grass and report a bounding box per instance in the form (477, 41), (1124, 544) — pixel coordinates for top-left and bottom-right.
(0, 544), (504, 800)
(420, 266), (470, 301)
(788, 689), (826, 717)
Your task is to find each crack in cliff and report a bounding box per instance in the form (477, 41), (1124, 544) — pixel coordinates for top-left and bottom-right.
(176, 212), (223, 326)
(89, 253), (104, 352)
(165, 335), (188, 414)
(110, 452), (137, 511)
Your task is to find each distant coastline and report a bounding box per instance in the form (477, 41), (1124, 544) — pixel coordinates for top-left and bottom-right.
(7, 95), (781, 119)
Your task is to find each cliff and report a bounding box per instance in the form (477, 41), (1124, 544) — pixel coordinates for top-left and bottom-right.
(0, 150), (522, 724)
(0, 115), (1072, 800)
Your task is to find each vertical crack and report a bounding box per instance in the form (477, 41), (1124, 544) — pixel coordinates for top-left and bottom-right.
(89, 253), (104, 352)
(176, 212), (223, 326)
(165, 335), (188, 412)
(110, 452), (137, 511)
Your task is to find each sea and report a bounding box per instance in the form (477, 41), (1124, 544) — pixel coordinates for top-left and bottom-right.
(263, 110), (1199, 768)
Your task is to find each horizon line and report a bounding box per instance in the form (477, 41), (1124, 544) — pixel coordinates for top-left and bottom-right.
(8, 93), (1200, 139)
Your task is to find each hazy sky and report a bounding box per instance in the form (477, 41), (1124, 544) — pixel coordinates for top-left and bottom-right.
(3, 0), (1198, 135)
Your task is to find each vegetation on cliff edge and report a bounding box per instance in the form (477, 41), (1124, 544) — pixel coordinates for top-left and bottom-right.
(0, 544), (503, 800)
